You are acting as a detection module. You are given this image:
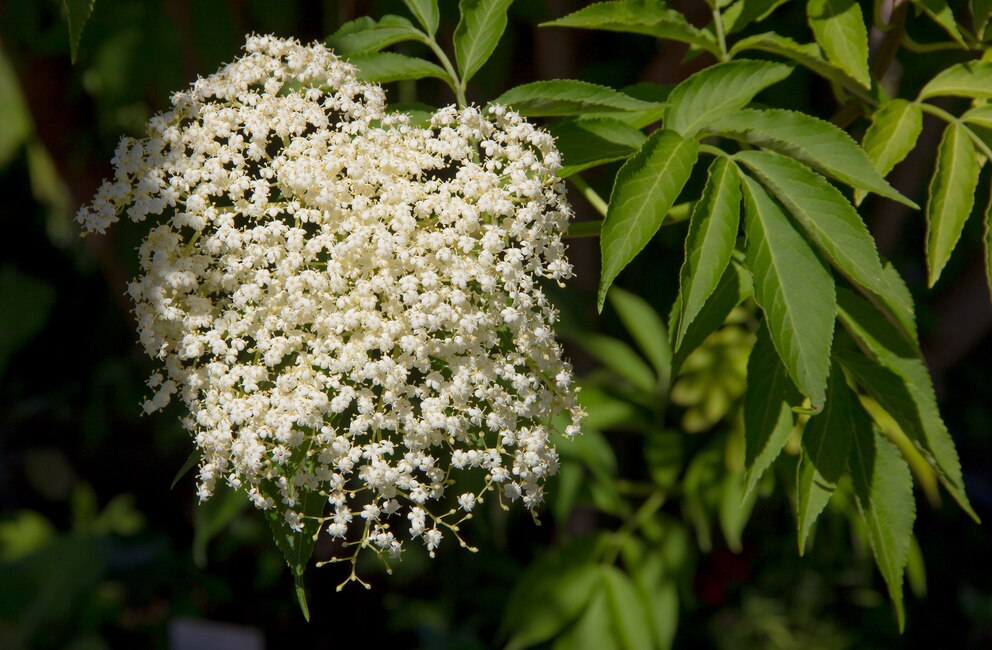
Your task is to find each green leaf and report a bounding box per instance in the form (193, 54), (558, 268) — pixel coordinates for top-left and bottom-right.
(730, 33), (867, 94)
(454, 0), (514, 84)
(503, 537), (606, 650)
(741, 175), (836, 407)
(919, 62), (992, 100)
(495, 80), (661, 117)
(735, 149), (914, 341)
(630, 554), (678, 650)
(670, 252), (753, 376)
(386, 101), (438, 127)
(665, 60), (793, 136)
(403, 0), (440, 35)
(856, 100), (924, 205)
(849, 426), (915, 630)
(64, 0), (95, 64)
(910, 0), (967, 47)
(552, 587), (618, 650)
(549, 119), (647, 177)
(720, 470), (759, 552)
(346, 51), (448, 83)
(806, 0), (870, 89)
(170, 449), (199, 490)
(260, 483), (324, 619)
(602, 567), (653, 650)
(743, 322), (802, 500)
(326, 15), (424, 55)
(712, 109), (916, 207)
(608, 287), (672, 386)
(796, 364), (859, 553)
(0, 52), (32, 167)
(925, 123), (983, 287)
(541, 0), (719, 54)
(599, 130), (698, 311)
(0, 266), (56, 378)
(673, 157), (742, 353)
(835, 289), (977, 521)
(962, 104), (992, 130)
(722, 0), (790, 34)
(574, 333), (657, 394)
(974, 0), (992, 38)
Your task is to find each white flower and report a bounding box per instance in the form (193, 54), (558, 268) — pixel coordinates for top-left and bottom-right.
(77, 34), (583, 569)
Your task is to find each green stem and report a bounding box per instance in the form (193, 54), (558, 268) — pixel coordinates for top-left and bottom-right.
(711, 5), (729, 62)
(421, 36), (467, 107)
(918, 101), (992, 161)
(902, 34), (975, 53)
(569, 175), (609, 218)
(565, 220), (602, 238)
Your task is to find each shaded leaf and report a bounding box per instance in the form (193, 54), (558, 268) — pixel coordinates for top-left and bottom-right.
(402, 0), (440, 35)
(910, 0), (967, 47)
(496, 80), (661, 117)
(720, 470), (759, 552)
(665, 60), (793, 136)
(849, 426), (915, 630)
(741, 175), (836, 407)
(974, 0), (992, 38)
(599, 130), (699, 310)
(573, 333), (657, 394)
(542, 0), (719, 54)
(796, 364), (860, 552)
(925, 123), (982, 287)
(552, 587), (617, 650)
(454, 0), (514, 84)
(0, 266), (56, 377)
(722, 0), (790, 34)
(962, 104), (992, 130)
(631, 553), (678, 649)
(64, 0), (95, 64)
(713, 109), (915, 207)
(919, 61), (992, 100)
(673, 157), (742, 353)
(743, 322), (801, 500)
(670, 252), (753, 376)
(346, 52), (448, 83)
(856, 100), (923, 205)
(170, 449), (199, 490)
(609, 286), (672, 385)
(0, 52), (32, 167)
(807, 0), (870, 89)
(835, 289), (977, 520)
(549, 118), (647, 177)
(602, 567), (653, 650)
(503, 537), (607, 650)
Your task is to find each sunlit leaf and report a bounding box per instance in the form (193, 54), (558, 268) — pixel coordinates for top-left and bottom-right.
(856, 100), (923, 205)
(673, 157), (742, 354)
(713, 109), (915, 207)
(347, 52), (448, 83)
(807, 0), (870, 88)
(599, 130), (699, 310)
(402, 0), (440, 35)
(326, 15), (424, 55)
(541, 0), (719, 54)
(925, 123), (982, 287)
(495, 80), (661, 117)
(665, 60), (793, 136)
(919, 61), (992, 100)
(454, 0), (514, 84)
(741, 175), (836, 407)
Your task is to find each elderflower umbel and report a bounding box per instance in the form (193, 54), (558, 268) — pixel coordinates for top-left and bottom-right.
(77, 35), (584, 572)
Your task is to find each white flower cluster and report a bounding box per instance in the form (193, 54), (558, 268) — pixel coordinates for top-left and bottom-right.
(77, 35), (584, 568)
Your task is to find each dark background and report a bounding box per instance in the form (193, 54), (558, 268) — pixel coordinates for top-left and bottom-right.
(0, 1), (989, 648)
